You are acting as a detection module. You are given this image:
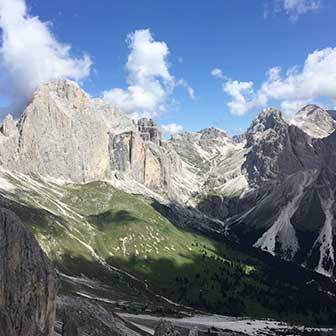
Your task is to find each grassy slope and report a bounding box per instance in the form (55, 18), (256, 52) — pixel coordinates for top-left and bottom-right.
(0, 172), (335, 325)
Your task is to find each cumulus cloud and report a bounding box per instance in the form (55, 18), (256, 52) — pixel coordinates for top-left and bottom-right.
(223, 80), (257, 116)
(217, 47), (336, 116)
(103, 29), (194, 119)
(161, 123), (184, 136)
(272, 0), (321, 20)
(0, 0), (92, 115)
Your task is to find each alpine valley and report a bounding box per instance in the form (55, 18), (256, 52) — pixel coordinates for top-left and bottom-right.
(1, 80), (336, 335)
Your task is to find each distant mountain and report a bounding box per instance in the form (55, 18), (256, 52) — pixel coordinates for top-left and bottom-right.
(289, 104), (336, 138)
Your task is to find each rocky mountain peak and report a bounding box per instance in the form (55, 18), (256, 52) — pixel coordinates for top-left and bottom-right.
(36, 79), (87, 100)
(289, 104), (336, 138)
(245, 108), (287, 149)
(247, 108), (285, 136)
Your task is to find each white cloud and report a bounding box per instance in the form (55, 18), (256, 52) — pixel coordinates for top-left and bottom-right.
(0, 0), (92, 114)
(211, 68), (225, 79)
(283, 0), (320, 17)
(103, 29), (194, 119)
(177, 79), (195, 100)
(161, 123), (184, 136)
(219, 47), (336, 116)
(223, 80), (256, 116)
(273, 0), (321, 20)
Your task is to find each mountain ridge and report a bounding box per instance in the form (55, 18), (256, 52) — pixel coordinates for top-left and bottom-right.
(1, 79), (336, 279)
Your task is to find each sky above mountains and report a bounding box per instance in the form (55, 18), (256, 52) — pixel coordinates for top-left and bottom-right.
(0, 0), (335, 135)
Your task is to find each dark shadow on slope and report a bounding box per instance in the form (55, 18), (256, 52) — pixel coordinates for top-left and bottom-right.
(0, 192), (66, 233)
(56, 254), (191, 317)
(106, 252), (336, 327)
(149, 199), (336, 326)
(87, 210), (139, 230)
(2, 186), (336, 326)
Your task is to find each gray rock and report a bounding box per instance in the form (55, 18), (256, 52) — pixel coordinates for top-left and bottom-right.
(137, 117), (162, 144)
(154, 320), (180, 336)
(0, 308), (15, 336)
(57, 296), (141, 336)
(61, 313), (79, 336)
(188, 327), (199, 336)
(0, 208), (56, 336)
(243, 108), (318, 186)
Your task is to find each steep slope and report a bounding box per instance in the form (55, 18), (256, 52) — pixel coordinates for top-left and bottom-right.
(243, 108), (318, 186)
(217, 109), (336, 277)
(1, 171), (335, 325)
(0, 170), (237, 314)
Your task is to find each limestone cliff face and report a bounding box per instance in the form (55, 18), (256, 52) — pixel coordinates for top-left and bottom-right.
(15, 80), (136, 182)
(0, 83), (244, 203)
(0, 80), (183, 196)
(109, 126), (181, 194)
(0, 208), (56, 336)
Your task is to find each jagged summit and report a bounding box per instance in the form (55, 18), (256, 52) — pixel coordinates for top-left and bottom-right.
(247, 108), (285, 135)
(289, 104), (336, 138)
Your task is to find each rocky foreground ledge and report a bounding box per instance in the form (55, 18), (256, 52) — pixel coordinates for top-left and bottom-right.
(0, 208), (56, 336)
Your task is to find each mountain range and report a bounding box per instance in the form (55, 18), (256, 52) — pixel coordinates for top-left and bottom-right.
(1, 79), (336, 334)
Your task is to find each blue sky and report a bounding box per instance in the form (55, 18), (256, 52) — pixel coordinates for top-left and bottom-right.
(1, 0), (336, 135)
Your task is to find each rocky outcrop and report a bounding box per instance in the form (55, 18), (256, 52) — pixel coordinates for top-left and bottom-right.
(56, 296), (143, 336)
(109, 127), (182, 194)
(154, 320), (180, 336)
(0, 208), (56, 336)
(137, 118), (162, 144)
